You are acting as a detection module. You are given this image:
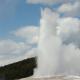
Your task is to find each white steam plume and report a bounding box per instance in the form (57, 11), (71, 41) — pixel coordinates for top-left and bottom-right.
(34, 8), (62, 77)
(34, 8), (80, 77)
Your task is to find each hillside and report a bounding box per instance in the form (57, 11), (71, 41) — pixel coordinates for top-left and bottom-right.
(0, 57), (36, 80)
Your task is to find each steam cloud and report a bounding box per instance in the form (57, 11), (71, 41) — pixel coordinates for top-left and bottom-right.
(33, 8), (80, 77)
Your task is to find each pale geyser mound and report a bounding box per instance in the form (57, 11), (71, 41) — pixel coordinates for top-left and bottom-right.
(33, 8), (80, 78)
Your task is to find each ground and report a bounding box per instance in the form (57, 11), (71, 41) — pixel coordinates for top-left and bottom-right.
(19, 76), (80, 80)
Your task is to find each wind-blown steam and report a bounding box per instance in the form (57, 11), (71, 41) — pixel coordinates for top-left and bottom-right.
(34, 8), (80, 77)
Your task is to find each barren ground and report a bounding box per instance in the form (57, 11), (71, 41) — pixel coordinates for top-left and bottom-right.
(19, 76), (80, 80)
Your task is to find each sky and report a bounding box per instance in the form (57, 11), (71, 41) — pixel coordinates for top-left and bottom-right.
(0, 0), (80, 66)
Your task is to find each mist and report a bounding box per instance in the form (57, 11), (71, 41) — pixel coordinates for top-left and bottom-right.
(33, 8), (80, 78)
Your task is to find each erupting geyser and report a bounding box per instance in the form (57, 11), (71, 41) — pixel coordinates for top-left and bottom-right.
(33, 8), (80, 78)
(34, 8), (62, 77)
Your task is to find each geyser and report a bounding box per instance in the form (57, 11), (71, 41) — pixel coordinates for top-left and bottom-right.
(34, 8), (62, 77)
(33, 8), (80, 78)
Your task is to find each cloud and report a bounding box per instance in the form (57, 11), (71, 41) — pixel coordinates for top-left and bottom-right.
(0, 39), (29, 55)
(26, 0), (80, 17)
(57, 1), (80, 17)
(26, 0), (77, 5)
(0, 39), (31, 66)
(0, 45), (36, 66)
(13, 26), (39, 44)
(0, 26), (39, 66)
(57, 17), (80, 47)
(27, 0), (58, 5)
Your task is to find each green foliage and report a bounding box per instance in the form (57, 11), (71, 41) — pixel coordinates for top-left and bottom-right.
(0, 57), (37, 80)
